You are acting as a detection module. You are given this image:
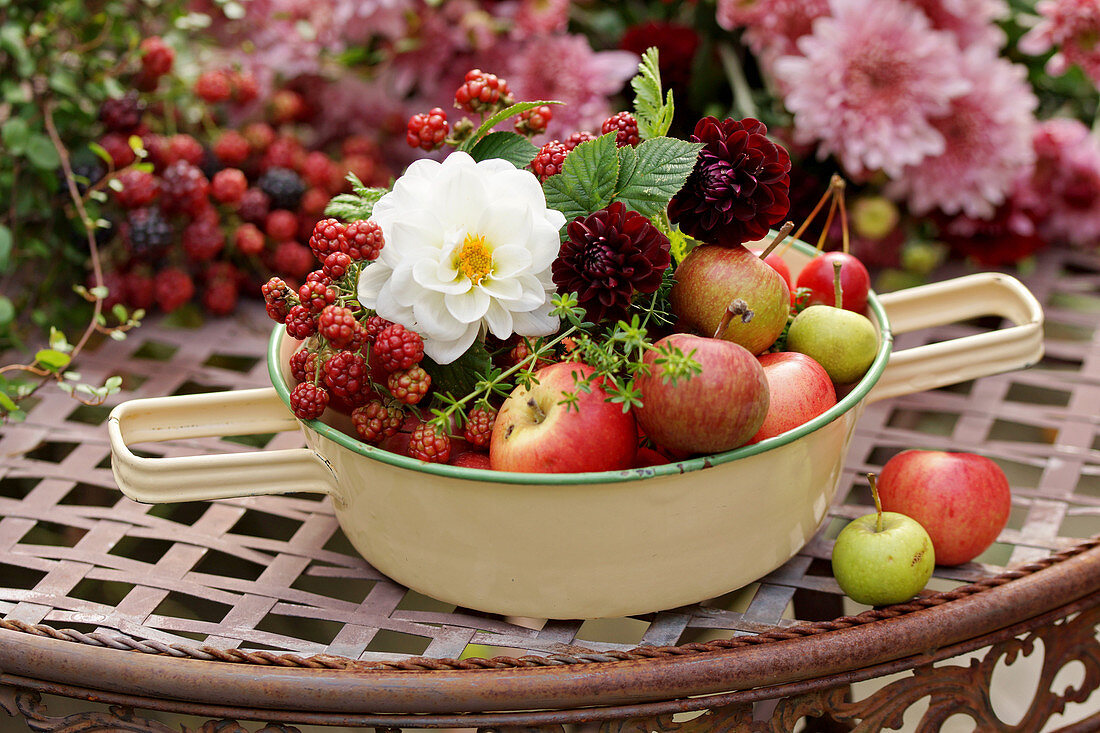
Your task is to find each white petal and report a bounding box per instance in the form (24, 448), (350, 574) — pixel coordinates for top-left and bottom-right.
(422, 321), (480, 365)
(483, 300), (514, 339)
(445, 288), (490, 323)
(357, 261), (392, 306)
(413, 257), (468, 294)
(490, 245), (533, 279)
(527, 217), (564, 273)
(478, 202), (531, 250)
(479, 275), (523, 301)
(512, 274), (549, 311)
(374, 280), (415, 327)
(413, 292), (467, 340)
(439, 161), (489, 231)
(389, 264), (421, 307)
(511, 304), (558, 337)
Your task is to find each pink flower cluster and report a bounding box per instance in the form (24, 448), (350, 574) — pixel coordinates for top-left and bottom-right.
(1016, 119), (1100, 248)
(1021, 0), (1100, 86)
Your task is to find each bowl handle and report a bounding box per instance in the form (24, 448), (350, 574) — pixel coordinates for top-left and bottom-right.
(108, 387), (340, 504)
(867, 272), (1044, 403)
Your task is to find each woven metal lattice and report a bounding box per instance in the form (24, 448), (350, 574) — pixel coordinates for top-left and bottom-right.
(1, 247), (1098, 664)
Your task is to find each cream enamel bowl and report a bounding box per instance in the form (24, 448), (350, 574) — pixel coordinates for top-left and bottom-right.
(109, 238), (1044, 619)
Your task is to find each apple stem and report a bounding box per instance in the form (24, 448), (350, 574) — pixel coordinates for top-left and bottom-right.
(713, 298), (754, 338)
(758, 221), (794, 260)
(833, 260), (844, 309)
(837, 180), (850, 255)
(791, 174), (843, 243)
(867, 473), (884, 533)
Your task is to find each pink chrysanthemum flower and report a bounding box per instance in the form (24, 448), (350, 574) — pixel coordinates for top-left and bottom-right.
(907, 0), (1008, 49)
(510, 0), (572, 37)
(501, 35), (638, 140)
(773, 0), (971, 178)
(887, 48), (1037, 219)
(717, 0), (828, 67)
(1016, 119), (1100, 248)
(1021, 0), (1100, 85)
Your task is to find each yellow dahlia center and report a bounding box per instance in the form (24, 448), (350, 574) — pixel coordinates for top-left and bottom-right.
(457, 233), (493, 285)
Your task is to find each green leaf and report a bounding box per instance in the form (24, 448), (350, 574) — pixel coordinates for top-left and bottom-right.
(612, 137), (702, 218)
(0, 296), (13, 327)
(0, 224), (11, 270)
(630, 47), (675, 140)
(2, 118), (30, 155)
(0, 24), (32, 76)
(458, 100), (562, 153)
(88, 142), (113, 166)
(26, 134), (61, 170)
(34, 349), (71, 371)
(324, 188), (387, 222)
(469, 131), (539, 168)
(421, 341), (494, 401)
(542, 133), (620, 222)
(0, 390), (18, 413)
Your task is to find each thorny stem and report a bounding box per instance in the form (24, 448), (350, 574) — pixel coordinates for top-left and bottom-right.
(867, 473), (884, 533)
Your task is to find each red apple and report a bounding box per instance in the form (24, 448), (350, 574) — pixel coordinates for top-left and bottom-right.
(877, 450), (1012, 566)
(796, 251), (870, 312)
(451, 451), (492, 469)
(490, 362), (637, 473)
(671, 244), (791, 354)
(751, 247), (794, 303)
(748, 352), (837, 444)
(633, 447), (670, 468)
(635, 334), (769, 454)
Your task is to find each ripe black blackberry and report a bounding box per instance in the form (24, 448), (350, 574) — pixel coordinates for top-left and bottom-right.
(98, 92), (146, 133)
(65, 160), (105, 195)
(258, 167), (306, 210)
(126, 208), (174, 260)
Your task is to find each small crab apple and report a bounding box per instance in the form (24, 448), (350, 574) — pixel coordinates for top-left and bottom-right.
(490, 362), (637, 473)
(796, 251), (871, 313)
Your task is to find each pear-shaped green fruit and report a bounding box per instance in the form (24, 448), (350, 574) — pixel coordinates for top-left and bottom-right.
(786, 305), (877, 384)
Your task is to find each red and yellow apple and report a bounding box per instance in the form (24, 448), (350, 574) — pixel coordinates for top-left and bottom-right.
(748, 352), (836, 444)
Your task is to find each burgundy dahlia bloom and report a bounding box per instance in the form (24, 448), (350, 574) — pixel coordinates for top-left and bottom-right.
(552, 202), (671, 324)
(668, 117), (792, 248)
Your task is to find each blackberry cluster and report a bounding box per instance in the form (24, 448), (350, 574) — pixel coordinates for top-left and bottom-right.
(99, 93), (146, 133)
(126, 208), (174, 260)
(258, 167), (306, 210)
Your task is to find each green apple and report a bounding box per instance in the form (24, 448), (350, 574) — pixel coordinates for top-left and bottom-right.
(831, 474), (935, 605)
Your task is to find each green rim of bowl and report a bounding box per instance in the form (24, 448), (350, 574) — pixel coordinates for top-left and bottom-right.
(268, 237), (894, 485)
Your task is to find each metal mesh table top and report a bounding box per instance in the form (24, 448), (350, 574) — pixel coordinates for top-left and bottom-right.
(1, 247), (1098, 666)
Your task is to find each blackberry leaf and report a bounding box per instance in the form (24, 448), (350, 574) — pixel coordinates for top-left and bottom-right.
(612, 137), (703, 218)
(542, 133), (619, 222)
(630, 47), (674, 140)
(470, 131), (539, 169)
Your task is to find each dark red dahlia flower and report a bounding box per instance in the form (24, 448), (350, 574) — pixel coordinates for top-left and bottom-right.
(936, 200), (1048, 267)
(620, 21), (700, 97)
(552, 202), (671, 324)
(668, 117), (791, 247)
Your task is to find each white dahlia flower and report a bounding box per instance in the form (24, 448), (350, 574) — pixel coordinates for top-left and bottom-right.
(358, 152), (566, 364)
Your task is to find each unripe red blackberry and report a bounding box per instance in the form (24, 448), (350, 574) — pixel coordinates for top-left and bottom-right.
(99, 92), (145, 133)
(531, 140), (569, 181)
(139, 36), (174, 78)
(515, 105), (553, 136)
(305, 269), (331, 286)
(463, 407), (497, 448)
(98, 133), (136, 169)
(115, 169), (160, 209)
(154, 267), (194, 312)
(406, 108), (449, 151)
(387, 366), (431, 405)
(160, 161), (210, 216)
(342, 135), (379, 158)
(321, 251), (352, 280)
(243, 123), (276, 152)
(301, 188), (330, 217)
(211, 168), (248, 204)
(408, 423), (451, 463)
(352, 401), (403, 444)
(302, 151), (338, 190)
(238, 188), (271, 224)
(342, 154), (376, 190)
(271, 89), (306, 124)
(289, 381), (329, 420)
(214, 131), (251, 166)
(284, 304), (317, 339)
(373, 324), (425, 372)
(317, 305), (360, 349)
(165, 134), (205, 167)
(125, 207), (174, 260)
(123, 270), (156, 310)
(309, 218), (347, 259)
(266, 209), (299, 241)
(195, 70), (233, 103)
(262, 276), (293, 322)
(601, 111), (641, 147)
(563, 131), (597, 151)
(235, 223), (265, 256)
(203, 278), (238, 316)
(323, 351), (372, 407)
(343, 220), (384, 261)
(182, 218), (225, 262)
(363, 315), (393, 344)
(298, 281), (336, 314)
(273, 240), (314, 279)
(454, 69), (512, 114)
(231, 71), (259, 104)
(260, 136), (305, 173)
(289, 349), (317, 383)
